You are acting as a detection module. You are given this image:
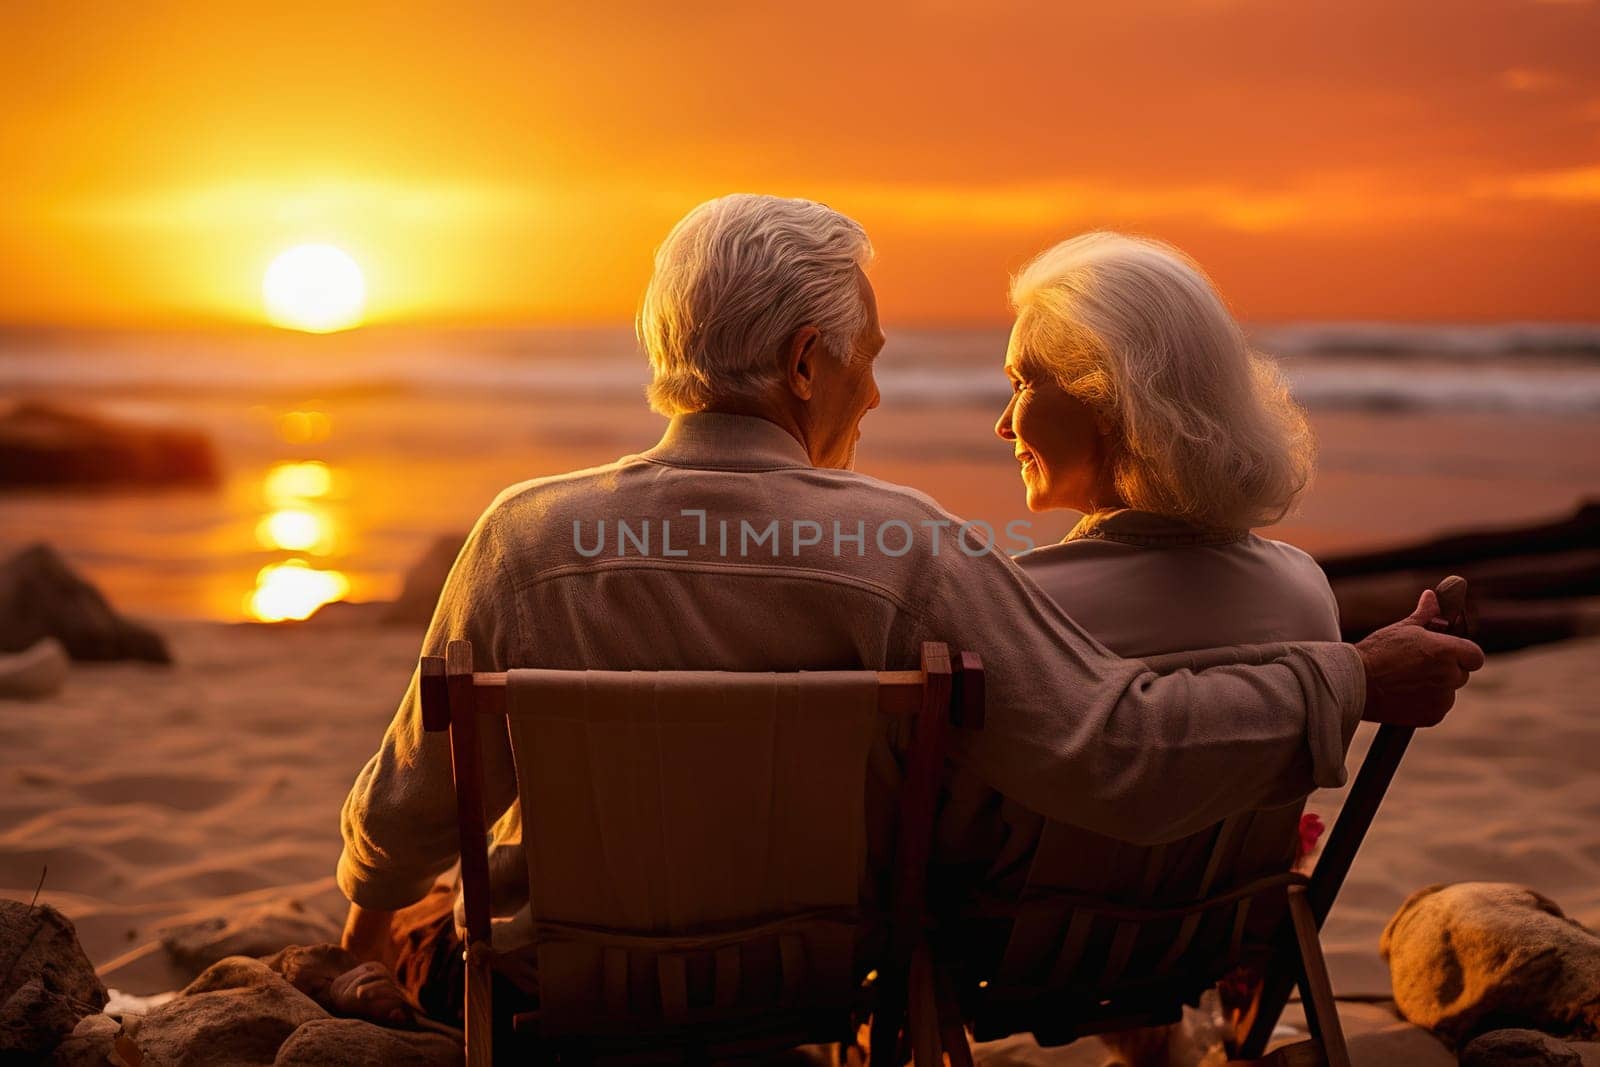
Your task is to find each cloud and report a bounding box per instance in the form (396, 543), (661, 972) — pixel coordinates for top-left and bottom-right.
(827, 172), (1475, 235)
(1494, 165), (1600, 202)
(59, 177), (536, 232)
(1499, 68), (1563, 92)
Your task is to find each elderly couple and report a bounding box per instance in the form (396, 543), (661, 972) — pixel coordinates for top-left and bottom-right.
(332, 194), (1483, 1029)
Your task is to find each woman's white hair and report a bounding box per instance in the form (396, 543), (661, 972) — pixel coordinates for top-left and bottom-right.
(1010, 231), (1314, 529)
(638, 194), (874, 416)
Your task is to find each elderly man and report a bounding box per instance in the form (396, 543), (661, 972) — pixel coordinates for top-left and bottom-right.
(337, 194), (1482, 1020)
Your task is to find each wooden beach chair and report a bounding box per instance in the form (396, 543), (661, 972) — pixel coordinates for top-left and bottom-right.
(421, 638), (985, 1066)
(928, 809), (1351, 1067)
(923, 577), (1471, 1067)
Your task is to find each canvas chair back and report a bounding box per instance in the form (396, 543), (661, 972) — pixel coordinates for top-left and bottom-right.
(425, 638), (983, 1066)
(506, 668), (879, 1038)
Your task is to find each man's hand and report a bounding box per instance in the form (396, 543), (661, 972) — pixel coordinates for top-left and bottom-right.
(340, 902), (399, 970)
(1356, 584), (1485, 727)
(329, 961), (416, 1027)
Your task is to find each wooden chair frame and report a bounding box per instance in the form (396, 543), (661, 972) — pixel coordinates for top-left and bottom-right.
(1233, 575), (1469, 1062)
(421, 639), (984, 1066)
(924, 577), (1471, 1067)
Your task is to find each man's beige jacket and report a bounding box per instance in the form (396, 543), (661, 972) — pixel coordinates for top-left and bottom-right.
(338, 413), (1364, 925)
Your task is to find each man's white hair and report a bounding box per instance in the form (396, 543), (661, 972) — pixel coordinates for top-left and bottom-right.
(638, 194), (874, 416)
(1010, 231), (1314, 529)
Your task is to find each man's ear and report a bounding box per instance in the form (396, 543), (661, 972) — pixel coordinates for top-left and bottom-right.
(785, 326), (822, 401)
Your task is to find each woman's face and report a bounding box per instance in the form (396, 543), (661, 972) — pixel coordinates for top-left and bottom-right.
(995, 333), (1114, 513)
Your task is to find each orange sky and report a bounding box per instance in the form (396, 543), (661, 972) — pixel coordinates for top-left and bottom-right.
(2, 0), (1597, 327)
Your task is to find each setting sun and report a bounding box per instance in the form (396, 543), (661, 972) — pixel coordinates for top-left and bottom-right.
(262, 243), (366, 332)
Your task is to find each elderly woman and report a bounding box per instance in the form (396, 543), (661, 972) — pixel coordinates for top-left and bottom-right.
(992, 232), (1338, 1060)
(997, 230), (1336, 652)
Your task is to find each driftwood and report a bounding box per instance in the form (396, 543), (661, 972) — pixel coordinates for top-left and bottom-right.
(1324, 501), (1600, 651)
(1320, 502), (1600, 579)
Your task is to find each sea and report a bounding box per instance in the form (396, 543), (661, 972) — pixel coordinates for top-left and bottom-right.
(2, 323), (1598, 622)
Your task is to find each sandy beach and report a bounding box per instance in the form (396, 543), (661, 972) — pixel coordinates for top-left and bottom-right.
(3, 605), (1598, 1061)
(3, 326), (1599, 1063)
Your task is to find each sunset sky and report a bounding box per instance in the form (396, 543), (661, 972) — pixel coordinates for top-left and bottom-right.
(3, 0), (1597, 328)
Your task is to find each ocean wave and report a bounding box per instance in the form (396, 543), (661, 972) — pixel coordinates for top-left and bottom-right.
(1250, 322), (1600, 359)
(4, 324), (1600, 415)
(875, 364), (1600, 415)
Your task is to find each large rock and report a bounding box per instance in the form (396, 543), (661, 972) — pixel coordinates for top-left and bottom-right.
(127, 956), (328, 1066)
(382, 533), (465, 626)
(159, 898), (341, 976)
(1459, 1028), (1583, 1066)
(273, 1017), (461, 1066)
(0, 900), (108, 1058)
(126, 955), (461, 1066)
(0, 544), (169, 662)
(0, 401), (219, 489)
(1381, 882), (1600, 1046)
(49, 1012), (123, 1067)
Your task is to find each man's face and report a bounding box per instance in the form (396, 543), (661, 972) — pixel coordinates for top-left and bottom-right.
(806, 270), (884, 470)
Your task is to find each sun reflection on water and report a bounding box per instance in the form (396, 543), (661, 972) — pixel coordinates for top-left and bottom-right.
(256, 507), (332, 553)
(276, 410), (333, 445)
(264, 459), (333, 502)
(247, 560), (351, 621)
(249, 456), (348, 621)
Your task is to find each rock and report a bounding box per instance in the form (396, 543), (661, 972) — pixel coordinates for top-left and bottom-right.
(0, 401), (219, 489)
(50, 1012), (123, 1067)
(129, 956), (328, 1065)
(1460, 1028), (1583, 1066)
(159, 899), (341, 976)
(0, 900), (107, 1058)
(383, 534), (466, 626)
(127, 955), (462, 1066)
(273, 1017), (462, 1066)
(0, 544), (169, 662)
(5, 977), (88, 1056)
(1381, 882), (1600, 1047)
(0, 636), (69, 699)
(300, 601), (388, 627)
